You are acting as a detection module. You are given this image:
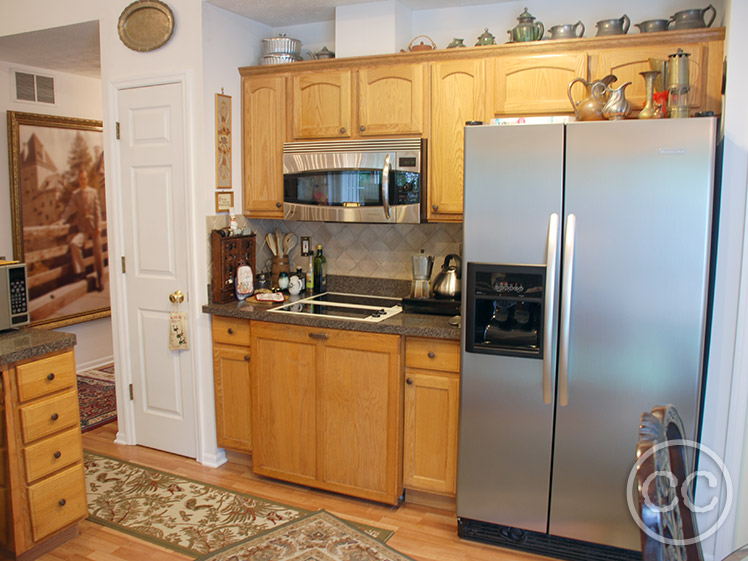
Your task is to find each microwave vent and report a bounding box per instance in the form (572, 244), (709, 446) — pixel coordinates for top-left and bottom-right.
(283, 138), (422, 154)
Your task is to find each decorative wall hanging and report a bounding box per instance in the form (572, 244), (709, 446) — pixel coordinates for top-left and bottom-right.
(7, 111), (110, 328)
(215, 93), (232, 189)
(118, 0), (175, 52)
(215, 191), (234, 213)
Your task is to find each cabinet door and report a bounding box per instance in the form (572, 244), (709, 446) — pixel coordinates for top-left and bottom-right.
(212, 343), (252, 453)
(243, 75), (285, 217)
(492, 53), (589, 116)
(429, 59), (486, 221)
(358, 64), (425, 136)
(403, 369), (459, 495)
(250, 322), (317, 485)
(595, 45), (706, 111)
(291, 70), (352, 139)
(319, 330), (403, 504)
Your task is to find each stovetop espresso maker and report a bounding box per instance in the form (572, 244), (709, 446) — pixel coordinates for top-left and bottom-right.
(411, 250), (434, 299)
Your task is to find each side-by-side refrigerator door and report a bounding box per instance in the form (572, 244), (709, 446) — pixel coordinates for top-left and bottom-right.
(549, 119), (716, 550)
(458, 123), (563, 532)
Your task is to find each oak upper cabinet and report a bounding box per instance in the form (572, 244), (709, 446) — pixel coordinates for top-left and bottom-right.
(243, 74), (285, 218)
(250, 320), (403, 504)
(429, 58), (486, 222)
(357, 64), (425, 136)
(291, 69), (352, 139)
(403, 338), (460, 496)
(594, 45), (707, 112)
(211, 317), (252, 453)
(490, 53), (589, 116)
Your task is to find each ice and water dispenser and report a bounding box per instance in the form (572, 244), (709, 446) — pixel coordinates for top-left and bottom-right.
(465, 263), (545, 358)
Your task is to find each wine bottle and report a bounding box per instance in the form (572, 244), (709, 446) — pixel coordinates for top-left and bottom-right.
(313, 244), (327, 294)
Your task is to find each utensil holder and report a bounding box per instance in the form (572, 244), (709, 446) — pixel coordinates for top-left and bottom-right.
(271, 255), (290, 288)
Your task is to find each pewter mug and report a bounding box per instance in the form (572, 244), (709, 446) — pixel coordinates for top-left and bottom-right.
(548, 21), (585, 39)
(635, 19), (670, 33)
(596, 14), (630, 36)
(669, 4), (716, 29)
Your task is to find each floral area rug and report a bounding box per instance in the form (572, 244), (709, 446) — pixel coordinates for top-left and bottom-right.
(84, 452), (393, 558)
(195, 511), (414, 561)
(78, 364), (117, 432)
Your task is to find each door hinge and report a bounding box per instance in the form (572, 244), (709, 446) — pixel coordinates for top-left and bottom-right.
(121, 256), (126, 273)
(129, 383), (134, 400)
(116, 121), (120, 140)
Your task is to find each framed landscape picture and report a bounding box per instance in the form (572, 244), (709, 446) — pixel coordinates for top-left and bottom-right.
(7, 111), (110, 328)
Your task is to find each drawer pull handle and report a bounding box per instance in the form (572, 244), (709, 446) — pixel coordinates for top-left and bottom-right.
(406, 377), (414, 385)
(47, 373), (55, 381)
(428, 351), (435, 359)
(51, 413), (59, 421)
(244, 354), (250, 362)
(308, 332), (328, 340)
(58, 498), (66, 507)
(227, 328), (234, 334)
(54, 451), (61, 459)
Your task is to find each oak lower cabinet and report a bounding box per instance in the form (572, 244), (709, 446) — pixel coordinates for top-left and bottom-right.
(403, 337), (460, 496)
(211, 317), (252, 453)
(250, 321), (403, 504)
(0, 348), (88, 560)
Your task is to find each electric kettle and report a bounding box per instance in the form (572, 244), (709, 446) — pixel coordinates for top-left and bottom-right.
(432, 254), (462, 299)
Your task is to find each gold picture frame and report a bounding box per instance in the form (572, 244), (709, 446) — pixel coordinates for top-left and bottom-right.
(215, 191), (234, 213)
(7, 111), (110, 329)
(215, 93), (232, 189)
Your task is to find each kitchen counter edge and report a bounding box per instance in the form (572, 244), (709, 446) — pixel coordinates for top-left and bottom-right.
(0, 329), (77, 367)
(203, 301), (460, 341)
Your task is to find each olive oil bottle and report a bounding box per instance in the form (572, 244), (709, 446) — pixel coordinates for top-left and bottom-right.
(312, 244), (327, 294)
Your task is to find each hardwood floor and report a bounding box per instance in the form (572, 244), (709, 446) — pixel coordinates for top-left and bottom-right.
(39, 422), (550, 561)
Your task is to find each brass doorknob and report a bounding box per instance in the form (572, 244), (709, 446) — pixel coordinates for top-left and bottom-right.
(169, 290), (185, 304)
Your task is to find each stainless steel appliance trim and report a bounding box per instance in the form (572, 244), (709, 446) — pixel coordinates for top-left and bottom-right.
(543, 213), (560, 405)
(283, 138), (422, 152)
(558, 213), (576, 407)
(284, 202), (420, 224)
(382, 154), (391, 220)
(283, 149), (420, 174)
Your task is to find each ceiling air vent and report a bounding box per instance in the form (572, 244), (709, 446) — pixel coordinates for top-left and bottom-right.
(13, 70), (55, 104)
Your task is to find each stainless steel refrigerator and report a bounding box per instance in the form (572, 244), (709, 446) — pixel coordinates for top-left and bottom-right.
(457, 118), (717, 559)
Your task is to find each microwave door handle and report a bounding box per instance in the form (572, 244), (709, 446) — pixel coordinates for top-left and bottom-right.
(381, 154), (391, 220)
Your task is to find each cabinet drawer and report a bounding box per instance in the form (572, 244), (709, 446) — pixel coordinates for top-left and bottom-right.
(212, 316), (251, 346)
(19, 390), (79, 444)
(16, 351), (76, 403)
(28, 463), (87, 542)
(405, 338), (460, 373)
(23, 427), (83, 484)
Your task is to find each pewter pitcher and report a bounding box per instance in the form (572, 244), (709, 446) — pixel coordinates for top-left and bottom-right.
(596, 14), (630, 36)
(568, 74), (617, 121)
(548, 21), (585, 39)
(593, 81), (632, 120)
(670, 4), (716, 29)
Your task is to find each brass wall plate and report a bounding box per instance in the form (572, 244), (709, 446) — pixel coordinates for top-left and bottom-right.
(118, 0), (175, 52)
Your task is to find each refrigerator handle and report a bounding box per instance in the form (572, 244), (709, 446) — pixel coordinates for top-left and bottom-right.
(558, 213), (576, 407)
(543, 213), (560, 405)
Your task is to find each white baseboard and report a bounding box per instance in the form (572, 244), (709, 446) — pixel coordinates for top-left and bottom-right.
(76, 355), (115, 373)
(200, 448), (227, 468)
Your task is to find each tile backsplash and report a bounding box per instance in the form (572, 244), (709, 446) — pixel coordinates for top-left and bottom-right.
(206, 215), (462, 280)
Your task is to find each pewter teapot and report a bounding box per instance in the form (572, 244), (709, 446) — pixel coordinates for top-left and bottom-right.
(568, 74), (617, 121)
(508, 7), (544, 42)
(670, 4), (716, 29)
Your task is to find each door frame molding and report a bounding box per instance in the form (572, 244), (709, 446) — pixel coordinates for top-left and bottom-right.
(106, 73), (203, 460)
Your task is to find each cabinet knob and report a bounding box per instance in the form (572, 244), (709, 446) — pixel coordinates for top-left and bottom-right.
(428, 351), (435, 359)
(47, 372), (55, 381)
(227, 328), (234, 334)
(406, 377), (414, 385)
(276, 202), (282, 208)
(244, 354), (250, 362)
(54, 451), (62, 459)
(340, 127), (346, 134)
(360, 125), (366, 132)
(432, 204), (439, 211)
(58, 498), (66, 507)
(51, 413), (59, 421)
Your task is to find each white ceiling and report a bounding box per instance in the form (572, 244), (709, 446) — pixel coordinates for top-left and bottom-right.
(0, 21), (101, 78)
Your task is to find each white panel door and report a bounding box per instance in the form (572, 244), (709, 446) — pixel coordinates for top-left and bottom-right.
(117, 82), (196, 457)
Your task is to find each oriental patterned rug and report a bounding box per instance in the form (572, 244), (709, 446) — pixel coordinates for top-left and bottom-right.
(78, 364), (117, 432)
(195, 510), (414, 561)
(84, 452), (393, 558)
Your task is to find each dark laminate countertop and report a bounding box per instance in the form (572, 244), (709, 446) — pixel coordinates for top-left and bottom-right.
(0, 328), (77, 367)
(202, 298), (461, 341)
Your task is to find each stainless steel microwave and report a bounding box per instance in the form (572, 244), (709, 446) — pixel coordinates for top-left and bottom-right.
(282, 138), (425, 223)
(0, 262), (30, 331)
